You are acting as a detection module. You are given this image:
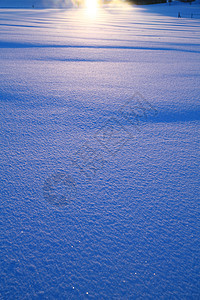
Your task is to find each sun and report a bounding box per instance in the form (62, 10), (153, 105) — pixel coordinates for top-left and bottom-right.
(85, 0), (99, 16)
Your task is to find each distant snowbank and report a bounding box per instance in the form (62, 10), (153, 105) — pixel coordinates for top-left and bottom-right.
(0, 0), (74, 8)
(139, 1), (200, 18)
(0, 0), (200, 11)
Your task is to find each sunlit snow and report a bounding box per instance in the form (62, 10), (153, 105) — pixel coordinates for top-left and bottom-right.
(0, 1), (200, 298)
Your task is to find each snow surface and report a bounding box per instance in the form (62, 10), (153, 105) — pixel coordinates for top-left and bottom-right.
(0, 1), (200, 299)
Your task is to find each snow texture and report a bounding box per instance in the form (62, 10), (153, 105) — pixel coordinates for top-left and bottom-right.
(0, 1), (200, 299)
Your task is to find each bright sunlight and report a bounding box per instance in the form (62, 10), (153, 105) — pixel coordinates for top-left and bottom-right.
(85, 0), (99, 16)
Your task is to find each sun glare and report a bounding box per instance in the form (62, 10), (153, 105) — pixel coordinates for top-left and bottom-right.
(85, 0), (99, 16)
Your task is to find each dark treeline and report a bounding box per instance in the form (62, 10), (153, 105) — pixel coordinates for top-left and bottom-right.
(127, 0), (166, 4)
(127, 0), (195, 4)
